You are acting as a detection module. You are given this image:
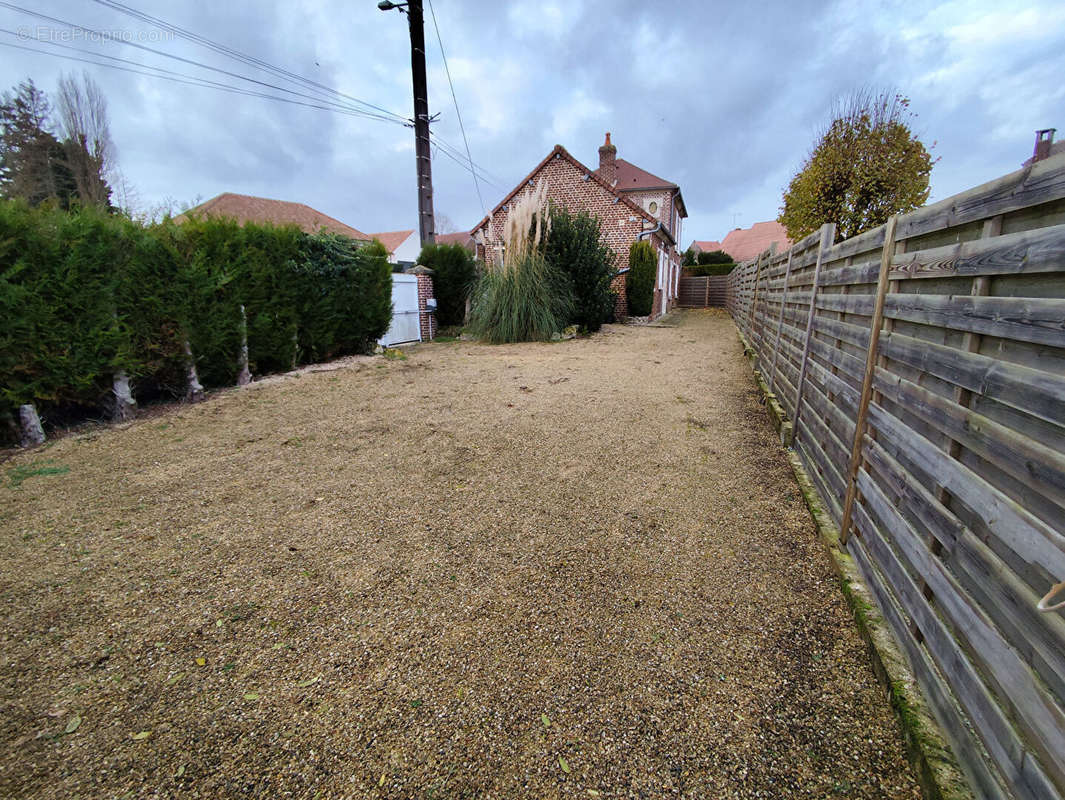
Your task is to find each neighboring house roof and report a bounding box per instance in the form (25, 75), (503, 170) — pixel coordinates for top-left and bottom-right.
(176, 192), (369, 240)
(691, 222), (791, 263)
(718, 221), (791, 262)
(368, 229), (414, 255)
(475, 144), (675, 246)
(435, 230), (476, 251)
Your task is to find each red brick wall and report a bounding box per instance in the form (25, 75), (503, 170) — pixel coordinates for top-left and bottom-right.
(475, 153), (676, 319)
(416, 273), (437, 341)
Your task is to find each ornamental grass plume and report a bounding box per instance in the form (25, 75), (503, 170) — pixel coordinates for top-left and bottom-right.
(469, 180), (572, 342)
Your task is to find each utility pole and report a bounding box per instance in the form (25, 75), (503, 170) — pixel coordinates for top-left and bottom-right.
(378, 0), (435, 247)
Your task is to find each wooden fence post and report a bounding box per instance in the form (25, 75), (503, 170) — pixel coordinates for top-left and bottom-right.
(767, 249), (794, 395)
(746, 251), (765, 349)
(791, 222), (835, 435)
(839, 215), (898, 545)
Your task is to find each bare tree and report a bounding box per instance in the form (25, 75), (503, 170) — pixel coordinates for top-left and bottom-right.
(55, 71), (115, 207)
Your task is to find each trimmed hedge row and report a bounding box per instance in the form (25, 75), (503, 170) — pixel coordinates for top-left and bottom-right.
(0, 200), (391, 438)
(683, 262), (737, 276)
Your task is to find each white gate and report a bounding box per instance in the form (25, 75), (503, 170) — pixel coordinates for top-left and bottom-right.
(379, 273), (422, 346)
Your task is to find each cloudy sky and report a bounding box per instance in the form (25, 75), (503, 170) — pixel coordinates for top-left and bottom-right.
(3, 0), (1063, 249)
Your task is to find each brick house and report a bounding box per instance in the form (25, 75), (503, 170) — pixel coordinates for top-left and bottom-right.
(472, 133), (687, 319)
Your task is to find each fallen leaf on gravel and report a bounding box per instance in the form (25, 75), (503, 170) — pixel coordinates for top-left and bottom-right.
(559, 757), (570, 773)
(195, 657), (205, 666)
(297, 677), (319, 688)
(64, 715), (81, 734)
(541, 714), (550, 728)
(131, 731), (151, 741)
(175, 764), (185, 778)
(243, 693), (259, 701)
(379, 774), (386, 787)
(165, 672), (184, 686)
(215, 619), (223, 627)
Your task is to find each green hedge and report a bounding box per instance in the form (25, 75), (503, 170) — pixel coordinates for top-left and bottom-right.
(684, 262), (737, 276)
(626, 240), (656, 317)
(417, 242), (477, 327)
(0, 200), (392, 438)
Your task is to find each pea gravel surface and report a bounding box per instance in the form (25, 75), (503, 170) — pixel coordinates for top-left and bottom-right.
(0, 309), (922, 799)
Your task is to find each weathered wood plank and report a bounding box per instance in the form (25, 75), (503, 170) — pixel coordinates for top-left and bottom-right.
(818, 223), (1065, 287)
(857, 470), (1065, 794)
(848, 532), (1013, 800)
(852, 500), (1062, 800)
(878, 331), (1065, 429)
(865, 402), (1065, 580)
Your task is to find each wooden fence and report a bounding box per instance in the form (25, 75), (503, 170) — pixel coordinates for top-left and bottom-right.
(726, 153), (1065, 800)
(677, 275), (728, 307)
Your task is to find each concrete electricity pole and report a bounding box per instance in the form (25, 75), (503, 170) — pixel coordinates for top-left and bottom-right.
(378, 0), (436, 247)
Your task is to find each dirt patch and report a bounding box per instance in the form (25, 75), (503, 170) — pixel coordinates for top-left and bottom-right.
(0, 309), (920, 798)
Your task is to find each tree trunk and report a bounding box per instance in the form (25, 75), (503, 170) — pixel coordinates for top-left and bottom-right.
(18, 404), (45, 447)
(183, 339), (205, 403)
(111, 370), (137, 421)
(236, 304), (251, 386)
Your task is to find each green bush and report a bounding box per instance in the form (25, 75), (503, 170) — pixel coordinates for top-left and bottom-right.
(467, 252), (572, 344)
(626, 240), (656, 317)
(417, 242), (477, 327)
(697, 249), (733, 265)
(543, 205), (617, 332)
(0, 200), (393, 441)
(682, 247), (697, 266)
(685, 262), (737, 276)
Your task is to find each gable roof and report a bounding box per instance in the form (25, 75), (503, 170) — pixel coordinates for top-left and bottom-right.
(435, 230), (476, 251)
(368, 229), (414, 255)
(689, 240), (721, 253)
(475, 145), (674, 245)
(177, 193), (369, 240)
(717, 221), (791, 263)
(614, 159), (678, 192)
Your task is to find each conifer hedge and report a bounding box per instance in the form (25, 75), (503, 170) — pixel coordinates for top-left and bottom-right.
(0, 200), (392, 440)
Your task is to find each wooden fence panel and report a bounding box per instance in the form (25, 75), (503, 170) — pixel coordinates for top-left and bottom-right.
(724, 153), (1065, 800)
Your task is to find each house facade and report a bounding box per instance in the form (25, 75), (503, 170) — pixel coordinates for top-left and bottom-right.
(472, 133), (687, 319)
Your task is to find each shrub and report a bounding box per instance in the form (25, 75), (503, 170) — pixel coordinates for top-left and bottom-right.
(542, 204), (617, 332)
(686, 262), (737, 276)
(682, 247), (697, 266)
(626, 240), (656, 317)
(697, 249), (733, 265)
(0, 200), (393, 441)
(417, 242), (477, 326)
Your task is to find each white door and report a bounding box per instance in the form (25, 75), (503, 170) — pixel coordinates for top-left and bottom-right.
(379, 273), (421, 346)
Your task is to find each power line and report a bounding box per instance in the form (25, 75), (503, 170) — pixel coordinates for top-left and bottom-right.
(88, 0), (408, 124)
(0, 37), (408, 124)
(429, 133), (503, 190)
(426, 0), (486, 216)
(0, 2), (406, 125)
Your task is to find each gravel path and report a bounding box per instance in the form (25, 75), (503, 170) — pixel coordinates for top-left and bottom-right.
(0, 309), (920, 799)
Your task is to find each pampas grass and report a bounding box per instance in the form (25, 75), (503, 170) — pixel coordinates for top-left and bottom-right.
(470, 180), (571, 342)
(467, 252), (572, 343)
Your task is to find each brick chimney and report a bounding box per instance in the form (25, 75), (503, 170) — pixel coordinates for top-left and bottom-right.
(598, 132), (617, 185)
(1033, 128), (1057, 163)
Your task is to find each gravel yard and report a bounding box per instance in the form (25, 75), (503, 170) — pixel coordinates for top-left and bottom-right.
(0, 309), (920, 799)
